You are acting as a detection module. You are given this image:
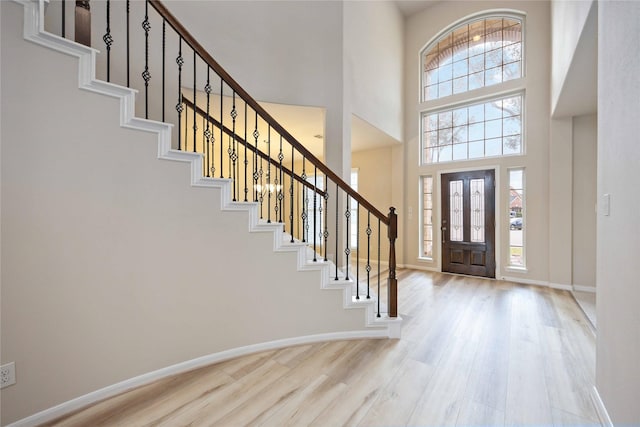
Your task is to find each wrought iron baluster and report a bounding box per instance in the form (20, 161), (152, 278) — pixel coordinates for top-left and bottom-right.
(219, 79), (223, 178)
(61, 0), (65, 38)
(161, 18), (165, 119)
(253, 112), (259, 202)
(313, 168), (317, 262)
(278, 136), (284, 223)
(176, 38), (183, 150)
(227, 134), (231, 179)
(289, 146), (294, 242)
(142, 0), (151, 119)
(230, 92), (238, 200)
(356, 201), (360, 299)
(244, 103), (248, 202)
(192, 51), (197, 153)
(301, 158), (307, 243)
(335, 182), (339, 281)
(184, 107), (188, 147)
(297, 179), (301, 240)
(103, 0), (112, 82)
(324, 175), (328, 262)
(267, 126), (271, 223)
(366, 211), (371, 299)
(202, 115), (206, 172)
(345, 195), (350, 280)
(259, 156), (264, 219)
(377, 218), (381, 317)
(127, 0), (130, 87)
(204, 68), (212, 177)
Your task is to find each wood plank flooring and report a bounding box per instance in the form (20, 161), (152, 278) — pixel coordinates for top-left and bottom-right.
(43, 270), (599, 426)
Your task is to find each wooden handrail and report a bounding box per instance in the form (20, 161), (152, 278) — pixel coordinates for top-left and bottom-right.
(181, 97), (327, 199)
(149, 0), (389, 226)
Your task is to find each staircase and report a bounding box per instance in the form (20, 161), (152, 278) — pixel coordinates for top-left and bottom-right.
(0, 0), (400, 424)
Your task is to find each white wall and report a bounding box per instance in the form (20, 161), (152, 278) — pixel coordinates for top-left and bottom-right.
(572, 113), (597, 289)
(0, 2), (377, 423)
(548, 118), (573, 287)
(551, 0), (596, 114)
(403, 1), (552, 283)
(596, 1), (640, 423)
(344, 1), (404, 143)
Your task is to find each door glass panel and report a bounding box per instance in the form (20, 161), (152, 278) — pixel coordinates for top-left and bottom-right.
(450, 180), (464, 241)
(470, 178), (485, 242)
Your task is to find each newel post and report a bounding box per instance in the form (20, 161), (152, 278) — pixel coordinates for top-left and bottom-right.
(75, 1), (91, 47)
(387, 207), (398, 318)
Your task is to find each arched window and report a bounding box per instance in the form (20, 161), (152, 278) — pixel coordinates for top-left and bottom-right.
(420, 13), (525, 164)
(421, 16), (523, 101)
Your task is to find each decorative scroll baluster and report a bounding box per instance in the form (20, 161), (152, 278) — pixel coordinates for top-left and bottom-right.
(324, 175), (328, 262)
(377, 218), (381, 317)
(335, 182), (339, 281)
(204, 68), (212, 177)
(301, 159), (307, 243)
(230, 92), (238, 200)
(192, 50), (197, 152)
(127, 0), (131, 87)
(289, 146), (295, 243)
(267, 126), (271, 223)
(366, 211), (371, 299)
(175, 38), (183, 150)
(356, 201), (360, 299)
(297, 180), (301, 240)
(345, 196), (350, 280)
(253, 112), (259, 202)
(142, 0), (151, 119)
(244, 103), (248, 202)
(318, 175), (323, 256)
(103, 0), (112, 82)
(278, 136), (284, 223)
(313, 168), (317, 262)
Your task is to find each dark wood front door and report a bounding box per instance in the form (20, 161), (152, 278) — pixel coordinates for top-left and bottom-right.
(441, 170), (496, 278)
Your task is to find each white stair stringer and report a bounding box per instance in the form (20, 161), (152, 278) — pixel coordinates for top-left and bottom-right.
(16, 0), (401, 338)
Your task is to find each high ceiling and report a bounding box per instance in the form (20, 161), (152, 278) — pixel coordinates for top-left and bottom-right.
(394, 0), (441, 17)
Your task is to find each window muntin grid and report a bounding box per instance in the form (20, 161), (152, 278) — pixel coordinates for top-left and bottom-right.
(422, 16), (522, 101)
(422, 176), (434, 258)
(422, 94), (522, 164)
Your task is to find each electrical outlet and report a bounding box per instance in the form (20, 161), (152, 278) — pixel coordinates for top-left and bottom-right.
(1, 362), (16, 389)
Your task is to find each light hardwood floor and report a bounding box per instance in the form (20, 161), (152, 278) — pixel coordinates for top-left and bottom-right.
(44, 270), (599, 426)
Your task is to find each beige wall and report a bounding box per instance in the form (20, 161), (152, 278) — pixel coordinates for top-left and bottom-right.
(572, 113), (597, 289)
(0, 2), (376, 423)
(352, 146), (394, 262)
(403, 1), (552, 282)
(596, 1), (640, 423)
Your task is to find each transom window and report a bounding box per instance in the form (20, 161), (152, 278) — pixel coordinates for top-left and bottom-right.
(422, 94), (523, 163)
(422, 16), (523, 101)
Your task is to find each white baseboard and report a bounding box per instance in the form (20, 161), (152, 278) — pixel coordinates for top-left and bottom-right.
(573, 284), (597, 293)
(548, 282), (573, 291)
(7, 330), (388, 427)
(501, 276), (549, 287)
(591, 386), (613, 427)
